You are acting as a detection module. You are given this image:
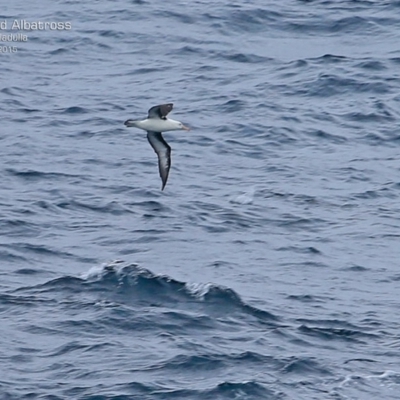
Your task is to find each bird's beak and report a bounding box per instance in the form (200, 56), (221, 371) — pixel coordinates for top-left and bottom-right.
(182, 124), (190, 131)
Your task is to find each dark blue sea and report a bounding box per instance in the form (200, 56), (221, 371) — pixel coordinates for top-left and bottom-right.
(1, 1), (400, 399)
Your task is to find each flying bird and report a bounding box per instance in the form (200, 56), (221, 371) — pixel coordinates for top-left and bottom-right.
(124, 103), (190, 190)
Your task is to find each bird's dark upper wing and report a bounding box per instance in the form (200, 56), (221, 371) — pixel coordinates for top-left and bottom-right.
(147, 103), (173, 120)
(146, 131), (171, 191)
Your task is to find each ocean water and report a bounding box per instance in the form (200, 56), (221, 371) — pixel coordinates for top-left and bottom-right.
(1, 0), (400, 399)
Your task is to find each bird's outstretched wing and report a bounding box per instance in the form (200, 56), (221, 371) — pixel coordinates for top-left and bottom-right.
(147, 103), (173, 120)
(146, 131), (171, 190)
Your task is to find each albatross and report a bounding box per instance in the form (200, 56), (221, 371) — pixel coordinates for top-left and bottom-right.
(124, 103), (190, 191)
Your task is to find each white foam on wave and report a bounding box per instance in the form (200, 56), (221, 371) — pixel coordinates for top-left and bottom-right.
(81, 259), (125, 280)
(230, 186), (256, 205)
(185, 282), (214, 299)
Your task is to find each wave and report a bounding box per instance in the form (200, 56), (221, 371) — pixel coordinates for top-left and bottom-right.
(9, 261), (279, 329)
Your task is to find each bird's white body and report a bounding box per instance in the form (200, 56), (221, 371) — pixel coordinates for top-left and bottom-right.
(125, 118), (187, 132)
(124, 103), (190, 190)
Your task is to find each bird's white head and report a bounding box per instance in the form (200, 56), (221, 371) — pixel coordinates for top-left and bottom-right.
(167, 118), (191, 132)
